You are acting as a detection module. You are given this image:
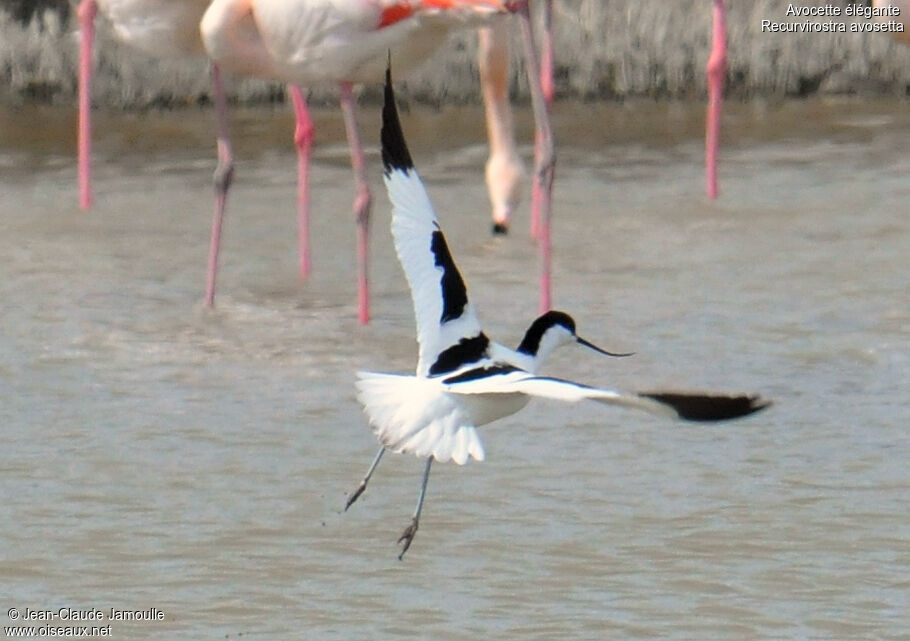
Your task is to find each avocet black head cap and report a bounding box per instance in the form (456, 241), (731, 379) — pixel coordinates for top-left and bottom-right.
(517, 310), (633, 358)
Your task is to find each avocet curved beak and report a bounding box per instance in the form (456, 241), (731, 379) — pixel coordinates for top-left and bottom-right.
(576, 336), (634, 358)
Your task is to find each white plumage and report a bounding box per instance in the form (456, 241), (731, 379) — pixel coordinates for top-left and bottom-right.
(384, 166), (487, 379)
(356, 372), (487, 464)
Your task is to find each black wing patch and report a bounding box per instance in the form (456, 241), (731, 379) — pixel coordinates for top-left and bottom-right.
(429, 333), (490, 377)
(431, 228), (469, 323)
(381, 65), (414, 174)
(443, 364), (521, 385)
(640, 392), (770, 422)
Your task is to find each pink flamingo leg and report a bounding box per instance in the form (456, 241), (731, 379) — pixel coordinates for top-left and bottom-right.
(517, 1), (555, 313)
(77, 0), (97, 211)
(288, 85), (313, 278)
(339, 82), (371, 325)
(529, 0), (554, 242)
(539, 1), (555, 108)
(705, 0), (726, 200)
(536, 0), (554, 313)
(205, 64), (234, 307)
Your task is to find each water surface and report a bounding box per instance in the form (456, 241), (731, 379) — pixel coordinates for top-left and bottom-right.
(2, 99), (909, 639)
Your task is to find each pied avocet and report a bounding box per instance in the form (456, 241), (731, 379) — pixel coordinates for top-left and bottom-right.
(347, 66), (769, 559)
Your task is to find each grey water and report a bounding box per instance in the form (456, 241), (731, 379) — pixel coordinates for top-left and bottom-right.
(1, 98), (909, 639)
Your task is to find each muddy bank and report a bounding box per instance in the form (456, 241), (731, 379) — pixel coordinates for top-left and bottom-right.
(3, 0), (910, 108)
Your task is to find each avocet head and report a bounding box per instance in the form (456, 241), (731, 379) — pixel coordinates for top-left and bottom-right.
(516, 311), (632, 367)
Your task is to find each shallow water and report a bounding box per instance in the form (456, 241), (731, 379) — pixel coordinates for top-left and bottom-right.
(2, 99), (909, 639)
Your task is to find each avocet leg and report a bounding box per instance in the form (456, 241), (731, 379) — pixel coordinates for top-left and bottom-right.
(398, 457), (432, 560)
(345, 446), (385, 511)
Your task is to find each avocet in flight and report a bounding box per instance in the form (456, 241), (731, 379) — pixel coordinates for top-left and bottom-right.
(347, 67), (770, 560)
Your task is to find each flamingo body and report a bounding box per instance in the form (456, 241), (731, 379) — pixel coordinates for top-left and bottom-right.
(201, 0), (506, 85)
(96, 0), (209, 58)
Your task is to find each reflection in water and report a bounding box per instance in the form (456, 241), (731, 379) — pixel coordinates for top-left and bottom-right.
(2, 100), (909, 639)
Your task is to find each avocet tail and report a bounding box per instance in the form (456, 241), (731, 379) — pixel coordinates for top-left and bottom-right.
(356, 372), (485, 464)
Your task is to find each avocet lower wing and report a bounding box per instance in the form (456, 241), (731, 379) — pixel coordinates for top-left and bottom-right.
(441, 367), (770, 422)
